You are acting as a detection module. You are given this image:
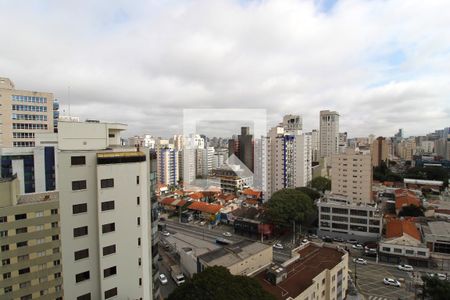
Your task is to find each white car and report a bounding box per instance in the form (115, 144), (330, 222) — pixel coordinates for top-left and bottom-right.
(353, 258), (367, 265)
(273, 243), (284, 250)
(161, 231), (170, 237)
(159, 273), (168, 285)
(222, 232), (232, 237)
(352, 244), (364, 250)
(429, 273), (447, 280)
(302, 239), (309, 243)
(383, 277), (401, 287)
(199, 221), (206, 226)
(397, 264), (414, 272)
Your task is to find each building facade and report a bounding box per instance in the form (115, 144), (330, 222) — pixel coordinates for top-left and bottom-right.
(331, 149), (373, 204)
(57, 120), (153, 300)
(0, 177), (63, 300)
(0, 77), (58, 148)
(319, 110), (339, 158)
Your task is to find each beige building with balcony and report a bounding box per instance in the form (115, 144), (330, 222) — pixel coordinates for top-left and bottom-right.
(331, 149), (373, 204)
(0, 176), (63, 300)
(0, 77), (56, 148)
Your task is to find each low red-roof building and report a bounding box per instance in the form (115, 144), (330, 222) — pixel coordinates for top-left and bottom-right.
(187, 201), (223, 221)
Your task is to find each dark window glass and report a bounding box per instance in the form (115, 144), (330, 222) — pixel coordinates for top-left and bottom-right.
(19, 267), (30, 275)
(138, 237), (141, 246)
(102, 223), (115, 234)
(101, 201), (115, 212)
(17, 241), (28, 248)
(72, 180), (87, 191)
(77, 293), (91, 300)
(105, 287), (117, 299)
(74, 249), (89, 261)
(1, 245), (9, 252)
(71, 156), (86, 166)
(73, 226), (88, 237)
(100, 178), (114, 188)
(136, 176), (140, 184)
(103, 266), (117, 278)
(15, 213), (27, 220)
(103, 245), (116, 256)
(73, 203), (88, 214)
(75, 271), (90, 283)
(52, 234), (59, 240)
(137, 197), (140, 205)
(137, 217), (140, 226)
(0, 216), (7, 223)
(51, 208), (58, 215)
(16, 227), (27, 234)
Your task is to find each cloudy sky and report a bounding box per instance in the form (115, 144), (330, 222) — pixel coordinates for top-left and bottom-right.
(1, 0), (449, 138)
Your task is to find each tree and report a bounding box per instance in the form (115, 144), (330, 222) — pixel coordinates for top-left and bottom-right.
(420, 276), (450, 300)
(265, 188), (316, 229)
(309, 176), (331, 193)
(168, 266), (275, 300)
(296, 186), (321, 201)
(373, 161), (403, 182)
(398, 204), (425, 217)
(405, 166), (449, 187)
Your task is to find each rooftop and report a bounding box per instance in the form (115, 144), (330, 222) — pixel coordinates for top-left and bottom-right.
(187, 201), (223, 214)
(255, 244), (345, 300)
(385, 219), (421, 241)
(199, 240), (270, 267)
(17, 191), (59, 205)
(427, 221), (450, 236)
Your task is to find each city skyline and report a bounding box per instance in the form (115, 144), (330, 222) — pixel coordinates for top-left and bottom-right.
(1, 0), (449, 137)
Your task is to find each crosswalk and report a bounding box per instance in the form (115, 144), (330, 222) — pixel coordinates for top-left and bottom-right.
(368, 296), (391, 300)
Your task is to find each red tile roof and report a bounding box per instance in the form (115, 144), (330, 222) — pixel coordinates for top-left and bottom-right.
(188, 192), (204, 200)
(187, 201), (223, 214)
(385, 219), (421, 241)
(241, 188), (262, 198)
(217, 193), (236, 202)
(160, 197), (176, 205)
(160, 197), (187, 207)
(395, 195), (421, 210)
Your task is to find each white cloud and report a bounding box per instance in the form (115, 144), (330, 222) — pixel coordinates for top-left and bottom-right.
(0, 0), (449, 138)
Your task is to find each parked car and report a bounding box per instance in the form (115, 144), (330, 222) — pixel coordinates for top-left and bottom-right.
(397, 264), (414, 272)
(159, 273), (168, 285)
(333, 237), (344, 243)
(309, 234), (318, 239)
(222, 232), (232, 237)
(383, 277), (401, 287)
(428, 273), (447, 280)
(273, 243), (284, 250)
(161, 231), (170, 237)
(199, 220), (206, 226)
(353, 258), (367, 265)
(352, 244), (364, 250)
(322, 236), (333, 243)
(302, 239), (309, 243)
(347, 239), (358, 244)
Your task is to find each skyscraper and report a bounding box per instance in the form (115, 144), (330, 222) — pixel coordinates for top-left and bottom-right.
(319, 110), (339, 158)
(238, 127), (254, 172)
(57, 120), (153, 300)
(0, 77), (59, 148)
(267, 115), (311, 196)
(371, 136), (389, 167)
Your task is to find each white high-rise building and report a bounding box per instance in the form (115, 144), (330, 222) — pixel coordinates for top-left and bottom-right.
(319, 110), (339, 158)
(57, 120), (153, 300)
(309, 129), (320, 162)
(267, 115), (312, 196)
(196, 146), (215, 178)
(156, 140), (179, 186)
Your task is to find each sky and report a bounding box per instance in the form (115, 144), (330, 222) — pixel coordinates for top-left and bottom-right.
(1, 0), (450, 138)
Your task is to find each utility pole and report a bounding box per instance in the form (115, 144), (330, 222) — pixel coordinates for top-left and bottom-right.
(292, 220), (295, 245)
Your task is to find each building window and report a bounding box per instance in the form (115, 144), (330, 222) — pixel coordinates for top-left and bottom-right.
(394, 248), (402, 254)
(74, 249), (89, 261)
(137, 217), (140, 226)
(55, 272), (61, 278)
(405, 249), (414, 255)
(77, 293), (91, 300)
(2, 259), (10, 266)
(102, 223), (115, 234)
(15, 213), (27, 220)
(138, 257), (141, 266)
(103, 244), (116, 256)
(138, 237), (141, 246)
(137, 176), (140, 184)
(139, 278), (142, 286)
(4, 286), (12, 293)
(53, 247), (60, 254)
(3, 272), (11, 279)
(71, 156), (86, 166)
(72, 180), (87, 191)
(382, 247), (391, 252)
(17, 241), (28, 248)
(75, 271), (90, 283)
(0, 230), (7, 237)
(51, 209), (58, 215)
(137, 196), (140, 205)
(101, 201), (115, 212)
(52, 234), (59, 241)
(73, 203), (88, 214)
(105, 287), (118, 299)
(73, 226), (88, 237)
(418, 251), (426, 256)
(103, 266), (117, 278)
(19, 267), (30, 275)
(52, 222), (58, 228)
(100, 178), (114, 188)
(54, 260), (60, 266)
(1, 245), (9, 252)
(0, 216), (6, 223)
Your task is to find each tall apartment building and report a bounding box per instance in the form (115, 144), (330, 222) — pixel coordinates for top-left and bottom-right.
(156, 140), (179, 186)
(371, 136), (389, 167)
(0, 176), (63, 300)
(149, 150), (160, 299)
(338, 132), (347, 153)
(57, 120), (153, 300)
(396, 138), (417, 161)
(309, 129), (320, 162)
(0, 77), (59, 148)
(319, 110), (339, 158)
(196, 147), (215, 178)
(331, 149), (373, 203)
(238, 127), (254, 172)
(267, 115), (312, 196)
